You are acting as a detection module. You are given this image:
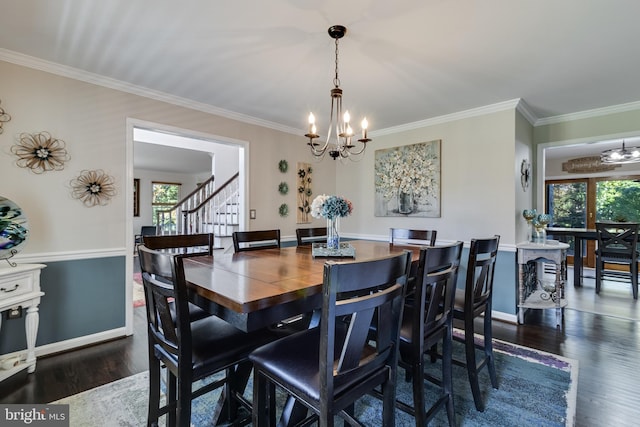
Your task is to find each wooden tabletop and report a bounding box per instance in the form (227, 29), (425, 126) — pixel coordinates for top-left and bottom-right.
(182, 240), (422, 331)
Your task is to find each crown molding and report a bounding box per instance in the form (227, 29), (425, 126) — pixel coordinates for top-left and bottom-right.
(535, 100), (640, 126)
(0, 49), (300, 136)
(5, 48), (640, 135)
(373, 99), (524, 137)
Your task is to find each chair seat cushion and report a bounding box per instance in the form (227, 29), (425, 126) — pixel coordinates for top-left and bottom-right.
(250, 326), (384, 402)
(156, 316), (279, 380)
(168, 300), (212, 322)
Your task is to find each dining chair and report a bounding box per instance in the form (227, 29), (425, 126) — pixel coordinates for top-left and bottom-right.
(137, 244), (279, 427)
(295, 226), (327, 246)
(389, 228), (437, 246)
(135, 225), (157, 251)
(395, 242), (463, 426)
(390, 228), (438, 297)
(143, 233), (214, 255)
(452, 235), (501, 412)
(141, 233), (215, 322)
(233, 229), (281, 252)
(595, 222), (639, 299)
(249, 251), (412, 426)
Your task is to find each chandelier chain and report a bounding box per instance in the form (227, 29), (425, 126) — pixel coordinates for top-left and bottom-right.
(333, 38), (340, 88)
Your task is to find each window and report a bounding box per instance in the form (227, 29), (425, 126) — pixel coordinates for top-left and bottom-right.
(546, 175), (640, 267)
(152, 181), (181, 231)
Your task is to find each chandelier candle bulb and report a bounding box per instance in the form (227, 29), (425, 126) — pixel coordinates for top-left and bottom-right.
(361, 118), (368, 139)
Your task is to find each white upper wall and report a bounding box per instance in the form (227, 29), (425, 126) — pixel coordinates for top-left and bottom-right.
(0, 60), (336, 254)
(336, 109), (518, 245)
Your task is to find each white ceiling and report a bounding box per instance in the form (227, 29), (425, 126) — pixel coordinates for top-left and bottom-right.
(3, 0), (640, 165)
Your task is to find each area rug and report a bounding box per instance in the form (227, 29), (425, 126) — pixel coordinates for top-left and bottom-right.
(133, 272), (145, 308)
(52, 337), (577, 426)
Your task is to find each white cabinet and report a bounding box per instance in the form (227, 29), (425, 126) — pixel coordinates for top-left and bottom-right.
(516, 242), (568, 327)
(0, 263), (45, 382)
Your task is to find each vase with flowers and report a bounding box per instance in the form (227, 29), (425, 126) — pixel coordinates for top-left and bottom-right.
(310, 194), (353, 250)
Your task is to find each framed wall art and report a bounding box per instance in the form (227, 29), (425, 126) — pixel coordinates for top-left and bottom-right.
(133, 178), (140, 217)
(374, 140), (441, 217)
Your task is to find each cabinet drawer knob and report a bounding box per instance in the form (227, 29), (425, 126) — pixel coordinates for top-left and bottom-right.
(1, 284), (19, 293)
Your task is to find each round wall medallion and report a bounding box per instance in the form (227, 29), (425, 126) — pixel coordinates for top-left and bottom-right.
(278, 182), (289, 195)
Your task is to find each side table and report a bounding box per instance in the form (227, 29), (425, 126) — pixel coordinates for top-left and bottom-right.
(0, 263), (46, 382)
(516, 241), (568, 327)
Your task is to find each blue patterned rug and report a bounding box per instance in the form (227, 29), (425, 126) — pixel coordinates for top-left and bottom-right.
(54, 335), (577, 426)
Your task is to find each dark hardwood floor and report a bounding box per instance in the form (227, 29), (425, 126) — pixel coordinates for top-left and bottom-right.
(1, 268), (639, 426)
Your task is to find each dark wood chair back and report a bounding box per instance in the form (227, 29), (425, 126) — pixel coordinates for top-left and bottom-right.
(137, 244), (278, 426)
(134, 225), (157, 247)
(250, 251), (412, 426)
(464, 235), (501, 316)
(595, 222), (639, 299)
(138, 245), (186, 358)
(397, 241), (463, 425)
(389, 228), (437, 246)
(596, 222), (639, 261)
(143, 233), (214, 255)
(295, 227), (327, 246)
(452, 235), (500, 412)
(232, 229), (280, 252)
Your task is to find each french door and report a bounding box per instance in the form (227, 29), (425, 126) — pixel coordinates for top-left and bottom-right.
(546, 175), (640, 268)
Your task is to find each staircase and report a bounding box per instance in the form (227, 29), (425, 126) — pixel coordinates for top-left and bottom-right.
(156, 173), (240, 251)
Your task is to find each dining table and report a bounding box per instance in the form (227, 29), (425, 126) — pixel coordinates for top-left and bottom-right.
(181, 239), (423, 425)
(546, 227), (598, 287)
(182, 239), (422, 332)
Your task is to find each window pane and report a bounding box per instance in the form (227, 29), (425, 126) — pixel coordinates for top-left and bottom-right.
(151, 182), (180, 228)
(546, 182), (587, 228)
(596, 179), (640, 222)
(546, 182), (588, 256)
(152, 183), (180, 204)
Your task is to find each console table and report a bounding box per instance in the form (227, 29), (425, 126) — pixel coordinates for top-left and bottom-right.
(0, 263), (46, 382)
(516, 241), (568, 327)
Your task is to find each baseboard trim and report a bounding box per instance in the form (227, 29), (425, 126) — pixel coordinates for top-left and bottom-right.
(35, 328), (127, 358)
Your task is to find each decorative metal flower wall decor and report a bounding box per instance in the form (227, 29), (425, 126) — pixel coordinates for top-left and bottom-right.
(0, 99), (11, 134)
(70, 169), (117, 207)
(11, 132), (70, 173)
(296, 163), (313, 223)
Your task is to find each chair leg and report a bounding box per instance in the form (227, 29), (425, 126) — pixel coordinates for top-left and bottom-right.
(147, 357), (161, 427)
(252, 370), (277, 427)
(595, 260), (602, 294)
(381, 367), (398, 427)
(167, 371), (177, 426)
(177, 375), (192, 427)
(484, 311), (498, 389)
(631, 262), (638, 300)
(464, 318), (484, 412)
(442, 328), (456, 426)
(412, 359), (426, 426)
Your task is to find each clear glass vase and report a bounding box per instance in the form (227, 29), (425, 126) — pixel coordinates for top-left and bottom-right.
(327, 217), (340, 250)
(397, 190), (414, 214)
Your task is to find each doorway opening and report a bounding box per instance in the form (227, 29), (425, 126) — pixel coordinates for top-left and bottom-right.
(125, 118), (249, 335)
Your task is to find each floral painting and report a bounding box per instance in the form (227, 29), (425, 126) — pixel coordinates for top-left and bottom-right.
(374, 140), (441, 217)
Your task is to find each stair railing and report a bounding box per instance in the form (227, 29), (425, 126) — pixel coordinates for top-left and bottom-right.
(155, 173), (239, 238)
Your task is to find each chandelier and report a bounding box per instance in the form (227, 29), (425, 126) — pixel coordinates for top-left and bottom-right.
(600, 141), (640, 164)
(305, 25), (371, 160)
